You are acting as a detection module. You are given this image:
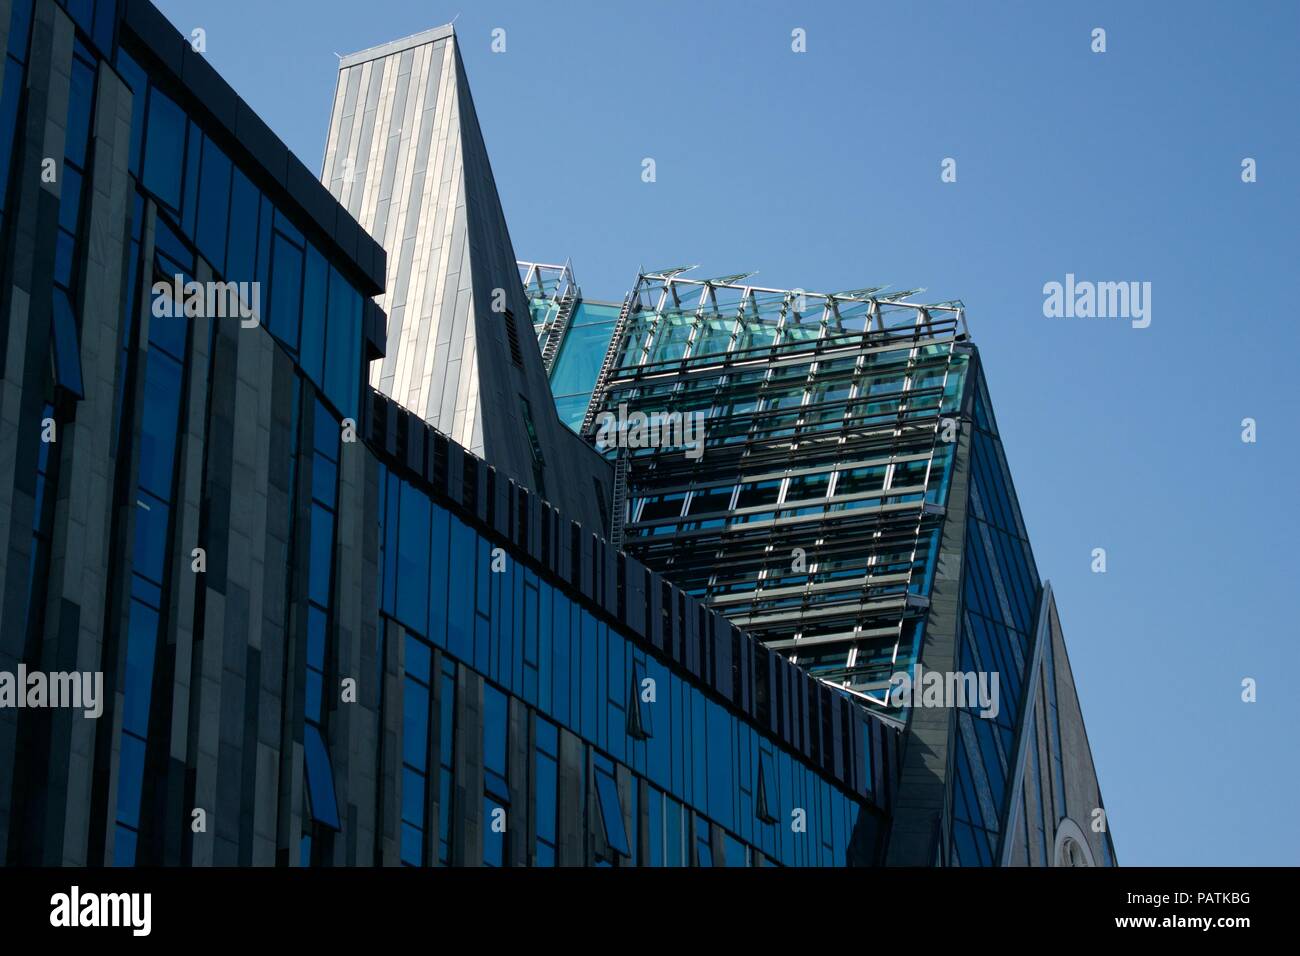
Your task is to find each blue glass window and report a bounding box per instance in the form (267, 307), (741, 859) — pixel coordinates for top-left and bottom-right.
(757, 751), (776, 823)
(483, 685), (508, 800)
(195, 136), (231, 274)
(535, 718), (558, 866)
(65, 0), (93, 34)
(396, 482), (431, 631)
(152, 216), (193, 276)
(694, 815), (713, 867)
(269, 232), (304, 351)
(130, 494), (169, 584)
(57, 167), (82, 234)
(311, 453), (337, 509)
(594, 761), (629, 858)
(323, 266), (361, 417)
(483, 796), (505, 867)
(313, 397), (340, 460)
(0, 60), (25, 212)
(51, 289), (84, 398)
(665, 796), (683, 866)
(142, 88), (186, 211)
(724, 833), (747, 867)
(64, 55), (94, 168)
(6, 1), (34, 63)
(304, 724), (341, 830)
(403, 679), (429, 773)
(115, 732), (146, 826)
(137, 354), (182, 497)
(299, 243), (328, 383)
(225, 167), (259, 282)
(121, 600), (160, 738)
(309, 506), (334, 606)
(91, 0), (115, 52)
(113, 49), (146, 175)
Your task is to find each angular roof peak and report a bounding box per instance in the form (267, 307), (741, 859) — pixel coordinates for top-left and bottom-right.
(337, 24), (457, 70)
(322, 25), (613, 532)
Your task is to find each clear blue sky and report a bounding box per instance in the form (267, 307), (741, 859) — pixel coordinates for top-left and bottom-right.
(151, 0), (1300, 866)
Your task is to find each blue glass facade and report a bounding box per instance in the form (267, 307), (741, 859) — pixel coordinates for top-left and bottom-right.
(948, 371), (1040, 866)
(113, 45), (365, 422)
(373, 452), (880, 865)
(0, 0), (1114, 871)
(544, 299), (623, 432)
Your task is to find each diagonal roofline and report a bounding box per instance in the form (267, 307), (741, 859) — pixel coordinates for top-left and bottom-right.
(338, 24), (457, 69)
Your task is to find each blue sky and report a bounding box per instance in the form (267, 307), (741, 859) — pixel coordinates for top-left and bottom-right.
(152, 0), (1300, 865)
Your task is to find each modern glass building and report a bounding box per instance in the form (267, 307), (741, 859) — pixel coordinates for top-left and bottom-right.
(0, 0), (1113, 868)
(523, 264), (1118, 866)
(0, 0), (891, 868)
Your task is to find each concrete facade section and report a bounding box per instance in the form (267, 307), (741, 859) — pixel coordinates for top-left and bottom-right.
(885, 412), (973, 865)
(321, 27), (610, 533)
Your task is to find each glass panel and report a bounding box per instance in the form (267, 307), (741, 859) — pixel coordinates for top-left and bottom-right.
(65, 56), (94, 168)
(402, 678), (429, 773)
(225, 167), (259, 282)
(308, 505), (334, 606)
(269, 232), (304, 350)
(299, 243), (328, 383)
(304, 724), (341, 830)
(137, 353), (182, 496)
(121, 601), (160, 738)
(51, 289), (84, 397)
(57, 167), (82, 234)
(324, 266), (361, 416)
(396, 481), (431, 630)
(142, 88), (186, 210)
(595, 768), (630, 857)
(196, 136), (232, 274)
(483, 685), (507, 799)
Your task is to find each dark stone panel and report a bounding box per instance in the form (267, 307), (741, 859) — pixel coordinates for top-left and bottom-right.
(215, 738), (243, 863)
(646, 574), (662, 652)
(556, 727), (585, 866)
(333, 205), (360, 264)
(713, 620), (732, 701)
(238, 644), (261, 864)
(506, 697), (528, 867)
(739, 633), (752, 715)
(404, 417), (424, 476)
(122, 0), (183, 76)
(446, 443), (463, 505)
(427, 432), (446, 492)
(600, 539), (616, 619)
(452, 668), (483, 865)
(377, 619), (401, 865)
(179, 47), (237, 132)
(234, 99), (288, 189)
(490, 471), (507, 540)
(526, 492), (542, 565)
(285, 156), (335, 233)
(363, 300), (387, 360)
(831, 694), (844, 781)
(625, 559), (646, 640)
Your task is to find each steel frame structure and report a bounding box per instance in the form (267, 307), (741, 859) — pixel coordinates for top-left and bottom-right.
(519, 259), (579, 370)
(579, 268), (970, 704)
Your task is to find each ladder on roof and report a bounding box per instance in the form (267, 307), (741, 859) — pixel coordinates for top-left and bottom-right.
(579, 288), (636, 438)
(541, 285), (579, 375)
(609, 452), (630, 549)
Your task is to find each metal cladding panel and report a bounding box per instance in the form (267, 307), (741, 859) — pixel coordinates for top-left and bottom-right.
(322, 28), (610, 532)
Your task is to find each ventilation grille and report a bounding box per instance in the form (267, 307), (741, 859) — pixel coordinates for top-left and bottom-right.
(503, 309), (524, 367)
